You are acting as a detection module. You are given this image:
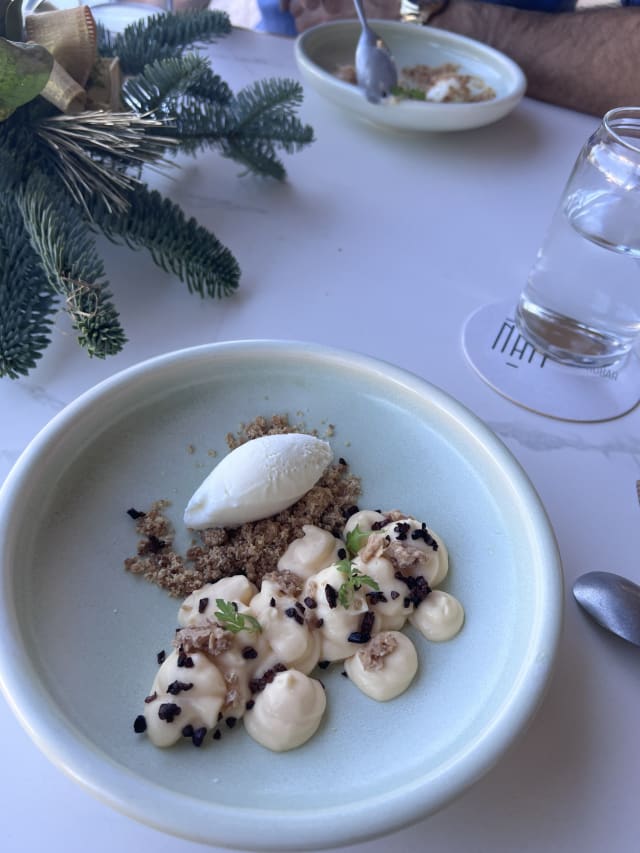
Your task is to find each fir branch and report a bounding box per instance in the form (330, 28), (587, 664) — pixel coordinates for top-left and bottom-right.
(17, 172), (127, 359)
(0, 101), (47, 191)
(122, 54), (231, 115)
(35, 110), (177, 214)
(0, 195), (56, 380)
(89, 185), (240, 299)
(97, 10), (232, 75)
(130, 72), (314, 176)
(231, 78), (306, 131)
(217, 137), (288, 180)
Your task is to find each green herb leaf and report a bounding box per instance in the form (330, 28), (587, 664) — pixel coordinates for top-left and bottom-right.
(390, 84), (427, 102)
(214, 598), (261, 634)
(336, 559), (380, 608)
(345, 525), (370, 558)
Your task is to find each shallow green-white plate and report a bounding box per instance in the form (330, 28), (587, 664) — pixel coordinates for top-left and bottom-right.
(0, 341), (561, 850)
(295, 21), (526, 132)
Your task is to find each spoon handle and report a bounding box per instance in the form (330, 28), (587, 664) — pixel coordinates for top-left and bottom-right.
(352, 0), (372, 34)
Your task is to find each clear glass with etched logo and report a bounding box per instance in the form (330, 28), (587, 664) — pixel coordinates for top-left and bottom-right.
(515, 107), (640, 368)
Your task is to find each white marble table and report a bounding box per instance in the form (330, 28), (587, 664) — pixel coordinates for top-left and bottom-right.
(2, 25), (639, 853)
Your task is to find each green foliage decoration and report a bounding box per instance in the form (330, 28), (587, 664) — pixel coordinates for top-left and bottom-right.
(0, 8), (315, 379)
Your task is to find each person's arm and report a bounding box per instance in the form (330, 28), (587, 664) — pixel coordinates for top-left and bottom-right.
(429, 1), (640, 116)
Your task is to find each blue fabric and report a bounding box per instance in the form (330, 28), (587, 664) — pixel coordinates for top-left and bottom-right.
(486, 0), (574, 10)
(257, 0), (297, 35)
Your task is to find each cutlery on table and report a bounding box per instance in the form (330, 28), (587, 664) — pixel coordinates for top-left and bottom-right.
(353, 0), (398, 102)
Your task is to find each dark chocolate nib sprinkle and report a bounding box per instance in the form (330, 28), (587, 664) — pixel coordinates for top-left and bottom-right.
(156, 650), (166, 664)
(198, 597), (209, 614)
(126, 508), (146, 520)
(158, 702), (182, 723)
(167, 680), (194, 696)
(325, 584), (338, 609)
(348, 611), (375, 644)
(192, 727), (207, 747)
(133, 715), (147, 733)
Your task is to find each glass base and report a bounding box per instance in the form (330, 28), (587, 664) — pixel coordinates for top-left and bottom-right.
(463, 300), (640, 422)
(515, 297), (635, 368)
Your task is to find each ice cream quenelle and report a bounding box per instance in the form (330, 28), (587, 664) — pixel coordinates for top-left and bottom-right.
(135, 507), (464, 753)
(183, 433), (333, 529)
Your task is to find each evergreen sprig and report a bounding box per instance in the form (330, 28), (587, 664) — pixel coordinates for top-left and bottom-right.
(98, 9), (232, 74)
(122, 54), (232, 114)
(0, 10), (314, 378)
(18, 172), (127, 358)
(0, 195), (55, 379)
(89, 185), (240, 299)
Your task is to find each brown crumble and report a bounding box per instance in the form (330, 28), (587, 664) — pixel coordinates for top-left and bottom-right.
(124, 415), (361, 597)
(358, 632), (399, 671)
(186, 444), (196, 455)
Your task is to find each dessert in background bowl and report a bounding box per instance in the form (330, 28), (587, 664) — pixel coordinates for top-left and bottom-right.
(0, 340), (561, 850)
(295, 21), (526, 132)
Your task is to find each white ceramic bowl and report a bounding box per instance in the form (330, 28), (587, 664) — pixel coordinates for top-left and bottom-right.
(0, 341), (561, 850)
(295, 21), (526, 132)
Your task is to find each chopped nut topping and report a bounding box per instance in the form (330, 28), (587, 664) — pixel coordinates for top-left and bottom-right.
(358, 632), (399, 672)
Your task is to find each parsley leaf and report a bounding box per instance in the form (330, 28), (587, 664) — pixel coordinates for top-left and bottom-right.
(345, 525), (371, 558)
(214, 598), (261, 634)
(336, 559), (380, 608)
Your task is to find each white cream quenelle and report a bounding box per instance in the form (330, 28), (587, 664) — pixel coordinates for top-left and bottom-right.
(183, 433), (333, 529)
(136, 507), (464, 752)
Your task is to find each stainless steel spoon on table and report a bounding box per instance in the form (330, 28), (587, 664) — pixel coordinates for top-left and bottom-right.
(573, 571), (640, 647)
(352, 0), (398, 103)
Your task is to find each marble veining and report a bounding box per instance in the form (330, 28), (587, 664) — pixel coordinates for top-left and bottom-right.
(488, 420), (640, 464)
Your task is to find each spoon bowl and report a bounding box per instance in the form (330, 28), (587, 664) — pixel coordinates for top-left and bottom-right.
(353, 0), (398, 102)
(573, 571), (640, 647)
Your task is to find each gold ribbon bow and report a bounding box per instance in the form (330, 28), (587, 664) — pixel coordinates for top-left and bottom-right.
(25, 6), (121, 113)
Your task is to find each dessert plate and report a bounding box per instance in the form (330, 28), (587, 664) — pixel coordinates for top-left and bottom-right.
(0, 340), (561, 850)
(295, 21), (526, 132)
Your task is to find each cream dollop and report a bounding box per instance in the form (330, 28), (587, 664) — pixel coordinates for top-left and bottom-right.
(344, 631), (418, 701)
(410, 590), (465, 641)
(144, 650), (227, 747)
(278, 524), (343, 580)
(183, 433), (333, 529)
(243, 670), (326, 751)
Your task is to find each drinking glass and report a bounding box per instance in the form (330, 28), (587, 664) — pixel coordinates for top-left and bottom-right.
(515, 107), (640, 368)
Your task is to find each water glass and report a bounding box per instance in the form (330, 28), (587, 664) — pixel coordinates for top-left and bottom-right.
(516, 107), (640, 368)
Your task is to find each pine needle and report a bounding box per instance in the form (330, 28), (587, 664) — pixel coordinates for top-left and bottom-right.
(18, 171), (127, 358)
(36, 110), (177, 214)
(0, 196), (56, 379)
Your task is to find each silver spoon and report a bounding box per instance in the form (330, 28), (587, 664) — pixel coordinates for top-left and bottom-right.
(352, 0), (398, 103)
(573, 571), (640, 647)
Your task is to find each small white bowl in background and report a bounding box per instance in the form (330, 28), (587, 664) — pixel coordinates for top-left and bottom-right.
(295, 21), (526, 132)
